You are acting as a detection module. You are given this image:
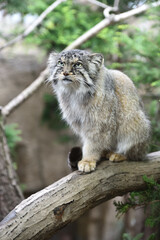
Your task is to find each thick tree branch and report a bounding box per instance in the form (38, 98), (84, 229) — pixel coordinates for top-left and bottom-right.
(0, 151), (160, 240)
(0, 0), (66, 51)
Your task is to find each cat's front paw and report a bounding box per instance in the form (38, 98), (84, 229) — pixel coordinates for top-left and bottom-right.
(78, 159), (96, 173)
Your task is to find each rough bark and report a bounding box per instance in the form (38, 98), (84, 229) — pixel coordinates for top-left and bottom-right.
(0, 117), (24, 221)
(0, 151), (160, 240)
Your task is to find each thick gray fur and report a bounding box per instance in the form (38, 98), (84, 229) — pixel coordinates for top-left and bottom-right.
(48, 49), (151, 172)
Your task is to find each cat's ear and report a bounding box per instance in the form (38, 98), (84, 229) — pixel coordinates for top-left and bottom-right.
(88, 53), (104, 68)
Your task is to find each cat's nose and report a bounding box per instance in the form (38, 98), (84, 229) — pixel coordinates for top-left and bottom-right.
(63, 71), (69, 76)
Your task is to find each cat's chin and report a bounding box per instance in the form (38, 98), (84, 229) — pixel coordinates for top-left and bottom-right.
(62, 78), (73, 84)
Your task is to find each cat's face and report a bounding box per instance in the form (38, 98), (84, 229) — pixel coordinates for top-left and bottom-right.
(48, 49), (104, 93)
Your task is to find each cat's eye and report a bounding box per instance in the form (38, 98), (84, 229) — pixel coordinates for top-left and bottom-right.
(74, 62), (82, 67)
(57, 60), (64, 67)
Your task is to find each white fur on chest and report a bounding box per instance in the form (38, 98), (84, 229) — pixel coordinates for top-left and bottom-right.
(58, 91), (89, 127)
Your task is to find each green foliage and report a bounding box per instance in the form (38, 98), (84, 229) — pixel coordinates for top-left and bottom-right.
(149, 100), (160, 152)
(114, 26), (160, 86)
(81, 7), (160, 88)
(147, 233), (157, 240)
(0, 0), (28, 13)
(114, 176), (160, 239)
(122, 233), (144, 240)
(25, 0), (104, 51)
(57, 134), (73, 143)
(4, 123), (22, 156)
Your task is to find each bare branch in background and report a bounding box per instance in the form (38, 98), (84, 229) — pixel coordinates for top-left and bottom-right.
(113, 0), (120, 10)
(88, 0), (113, 17)
(0, 0), (66, 51)
(0, 151), (160, 240)
(1, 69), (48, 117)
(87, 0), (109, 8)
(88, 0), (120, 10)
(1, 1), (160, 117)
(66, 0), (160, 50)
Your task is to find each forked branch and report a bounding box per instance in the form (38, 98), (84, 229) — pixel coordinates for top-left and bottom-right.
(66, 1), (160, 50)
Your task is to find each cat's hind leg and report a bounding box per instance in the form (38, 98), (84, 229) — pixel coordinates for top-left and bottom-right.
(109, 153), (127, 162)
(103, 151), (127, 162)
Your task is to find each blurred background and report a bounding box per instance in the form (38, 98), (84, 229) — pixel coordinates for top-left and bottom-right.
(0, 0), (160, 239)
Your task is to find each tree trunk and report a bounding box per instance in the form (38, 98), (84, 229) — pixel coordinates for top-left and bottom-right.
(0, 151), (160, 240)
(0, 116), (24, 221)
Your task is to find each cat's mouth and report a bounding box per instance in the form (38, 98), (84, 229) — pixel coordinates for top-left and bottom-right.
(62, 77), (73, 83)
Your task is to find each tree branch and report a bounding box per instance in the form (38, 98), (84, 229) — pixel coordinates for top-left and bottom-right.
(0, 151), (160, 240)
(1, 69), (48, 117)
(0, 0), (66, 51)
(113, 0), (120, 10)
(87, 0), (109, 9)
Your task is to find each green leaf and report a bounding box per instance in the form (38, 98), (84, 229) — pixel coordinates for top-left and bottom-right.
(122, 233), (132, 240)
(4, 124), (22, 155)
(133, 233), (144, 240)
(151, 80), (160, 87)
(147, 233), (156, 240)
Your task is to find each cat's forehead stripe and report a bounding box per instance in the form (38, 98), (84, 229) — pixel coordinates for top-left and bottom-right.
(60, 55), (80, 63)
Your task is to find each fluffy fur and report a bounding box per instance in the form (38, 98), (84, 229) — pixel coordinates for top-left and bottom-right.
(48, 49), (151, 172)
